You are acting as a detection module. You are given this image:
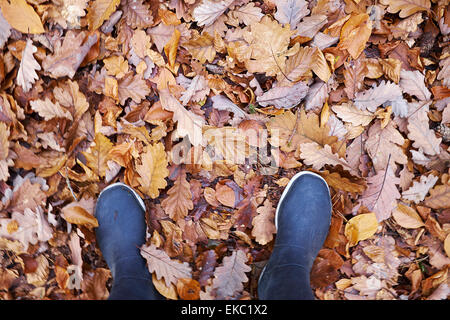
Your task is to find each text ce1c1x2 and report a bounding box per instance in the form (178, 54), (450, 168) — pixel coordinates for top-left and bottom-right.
(180, 303), (269, 318)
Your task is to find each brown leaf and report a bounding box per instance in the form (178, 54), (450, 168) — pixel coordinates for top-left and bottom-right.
(407, 103), (442, 156)
(117, 72), (150, 105)
(215, 182), (236, 208)
(244, 16), (297, 77)
(424, 183), (450, 209)
(365, 121), (407, 171)
(159, 89), (205, 146)
(42, 31), (98, 79)
(251, 199), (276, 245)
(122, 0), (153, 29)
(161, 170), (193, 221)
(392, 204), (424, 229)
(300, 142), (355, 173)
(319, 170), (367, 194)
(343, 58), (367, 99)
(211, 249), (251, 299)
(140, 244), (192, 287)
(87, 0), (120, 30)
(359, 166), (401, 222)
(256, 81), (308, 109)
(310, 249), (344, 288)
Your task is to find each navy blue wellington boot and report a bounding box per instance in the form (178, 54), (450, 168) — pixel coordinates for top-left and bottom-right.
(95, 183), (164, 300)
(258, 171), (332, 300)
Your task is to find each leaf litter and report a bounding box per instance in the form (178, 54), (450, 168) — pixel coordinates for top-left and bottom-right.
(0, 0), (449, 300)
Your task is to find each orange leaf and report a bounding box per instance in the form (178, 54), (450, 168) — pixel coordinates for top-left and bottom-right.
(176, 278), (200, 300)
(338, 13), (373, 59)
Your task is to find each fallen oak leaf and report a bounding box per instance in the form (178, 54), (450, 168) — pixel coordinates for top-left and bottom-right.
(211, 249), (251, 299)
(274, 0), (309, 28)
(252, 199), (276, 245)
(30, 98), (73, 121)
(299, 142), (355, 174)
(117, 72), (150, 105)
(424, 183), (450, 209)
(159, 89), (205, 147)
(121, 0), (153, 29)
(399, 69), (431, 101)
(140, 244), (192, 288)
(380, 0), (431, 18)
(407, 103), (442, 156)
(135, 142), (169, 199)
(16, 39), (41, 93)
(244, 16), (297, 78)
(401, 174), (439, 204)
(192, 0), (235, 27)
(161, 170), (193, 221)
(332, 102), (375, 127)
(318, 169), (367, 194)
(82, 133), (113, 178)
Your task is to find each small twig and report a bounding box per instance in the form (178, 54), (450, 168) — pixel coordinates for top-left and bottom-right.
(270, 45), (293, 83)
(63, 166), (78, 202)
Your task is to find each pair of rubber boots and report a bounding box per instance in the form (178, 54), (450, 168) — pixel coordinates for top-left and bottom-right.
(95, 171), (332, 300)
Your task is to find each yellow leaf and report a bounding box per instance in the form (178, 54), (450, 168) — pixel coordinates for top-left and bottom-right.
(392, 204), (424, 229)
(344, 212), (379, 246)
(135, 143), (169, 199)
(103, 76), (119, 101)
(0, 0), (44, 34)
(312, 48), (331, 82)
(103, 55), (128, 79)
(338, 13), (373, 59)
(320, 100), (330, 128)
(87, 0), (120, 31)
(164, 29), (180, 74)
(82, 133), (113, 178)
(152, 273), (178, 300)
